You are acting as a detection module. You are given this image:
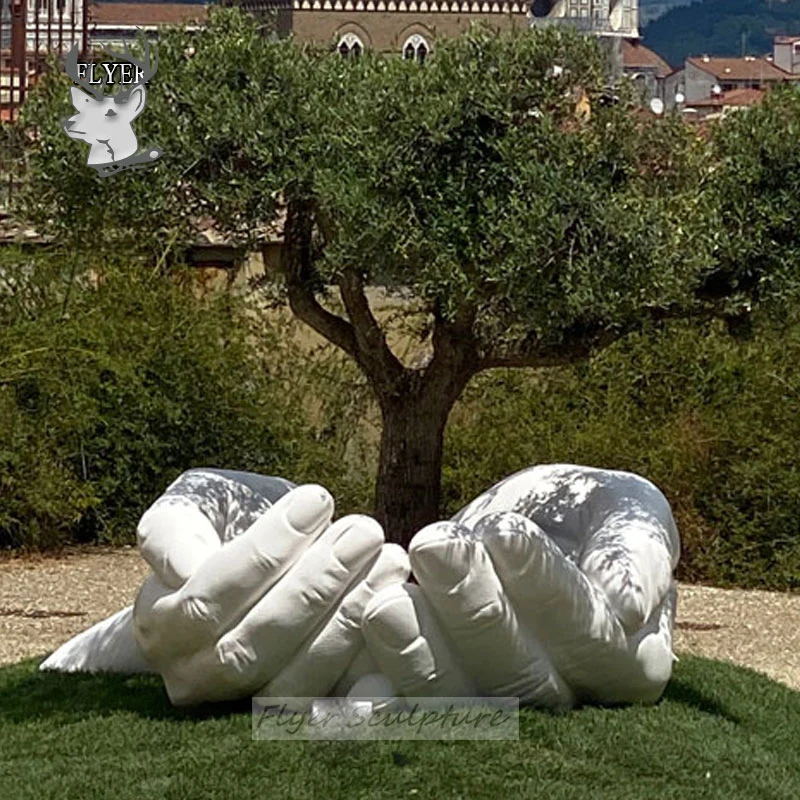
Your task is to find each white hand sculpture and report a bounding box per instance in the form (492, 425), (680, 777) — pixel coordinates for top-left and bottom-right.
(42, 468), (409, 707)
(361, 465), (680, 709)
(133, 469), (410, 705)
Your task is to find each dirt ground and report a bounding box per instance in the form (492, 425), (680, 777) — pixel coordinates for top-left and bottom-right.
(1, 547), (799, 691)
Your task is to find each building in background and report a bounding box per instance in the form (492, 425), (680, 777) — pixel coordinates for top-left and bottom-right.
(530, 0), (638, 38)
(620, 37), (669, 103)
(1, 0), (85, 54)
(228, 0), (639, 62)
(1, 0), (86, 123)
(89, 2), (206, 47)
(1, 2), (207, 123)
(663, 38), (800, 119)
(684, 87), (766, 121)
(230, 0), (528, 60)
(682, 55), (791, 102)
(771, 35), (800, 77)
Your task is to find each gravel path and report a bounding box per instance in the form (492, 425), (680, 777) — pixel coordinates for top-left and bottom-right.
(1, 548), (799, 691)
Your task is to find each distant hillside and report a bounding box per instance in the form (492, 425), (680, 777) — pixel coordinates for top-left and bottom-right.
(643, 0), (800, 68)
(639, 0), (693, 26)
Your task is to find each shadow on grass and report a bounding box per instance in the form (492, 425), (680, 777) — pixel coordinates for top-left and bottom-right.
(0, 657), (249, 725)
(661, 676), (741, 724)
(0, 654), (791, 730)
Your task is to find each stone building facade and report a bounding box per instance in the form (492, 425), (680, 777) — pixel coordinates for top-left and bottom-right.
(234, 0), (528, 59)
(232, 0), (639, 59)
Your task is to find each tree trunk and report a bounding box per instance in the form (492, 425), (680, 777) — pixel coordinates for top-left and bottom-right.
(374, 392), (454, 548)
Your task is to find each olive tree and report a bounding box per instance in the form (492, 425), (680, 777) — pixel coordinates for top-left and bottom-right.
(15, 9), (798, 544)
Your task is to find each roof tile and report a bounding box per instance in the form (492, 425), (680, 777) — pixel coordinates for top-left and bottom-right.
(687, 56), (790, 82)
(621, 40), (671, 78)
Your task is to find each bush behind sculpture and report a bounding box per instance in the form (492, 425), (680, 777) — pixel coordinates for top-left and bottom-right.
(444, 316), (800, 590)
(3, 249), (800, 589)
(0, 250), (294, 548)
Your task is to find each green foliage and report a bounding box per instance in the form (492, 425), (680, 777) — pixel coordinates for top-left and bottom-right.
(0, 248), (294, 548)
(444, 314), (800, 590)
(644, 0), (800, 68)
(3, 242), (800, 587)
(20, 10), (799, 367)
(706, 85), (800, 317)
(17, 12), (725, 345)
(2, 655), (800, 799)
(9, 11), (800, 580)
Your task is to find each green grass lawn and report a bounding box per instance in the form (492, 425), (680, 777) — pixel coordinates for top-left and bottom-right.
(1, 655), (798, 799)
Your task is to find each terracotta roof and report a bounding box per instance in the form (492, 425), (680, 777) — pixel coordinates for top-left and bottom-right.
(687, 56), (789, 82)
(690, 87), (766, 108)
(90, 2), (208, 27)
(621, 40), (671, 78)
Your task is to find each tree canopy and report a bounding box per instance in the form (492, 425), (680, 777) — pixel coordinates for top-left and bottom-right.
(12, 9), (800, 541)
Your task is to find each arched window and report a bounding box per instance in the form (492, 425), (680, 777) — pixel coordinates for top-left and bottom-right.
(337, 33), (364, 59)
(402, 34), (429, 64)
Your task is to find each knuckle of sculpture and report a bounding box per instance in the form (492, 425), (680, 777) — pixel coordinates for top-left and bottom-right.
(135, 513), (155, 548)
(299, 584), (335, 611)
(215, 638), (259, 683)
(179, 594), (218, 627)
(465, 597), (508, 632)
(338, 611), (360, 633)
(250, 548), (280, 574)
(334, 596), (361, 630)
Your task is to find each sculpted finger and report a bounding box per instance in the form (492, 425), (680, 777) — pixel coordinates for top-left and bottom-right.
(478, 511), (629, 700)
(622, 586), (678, 704)
(579, 511), (675, 634)
(151, 484), (334, 646)
(362, 582), (476, 698)
(172, 515), (385, 700)
(137, 501), (222, 590)
(131, 571), (178, 662)
(410, 521), (574, 709)
(259, 543), (411, 703)
(137, 469), (293, 589)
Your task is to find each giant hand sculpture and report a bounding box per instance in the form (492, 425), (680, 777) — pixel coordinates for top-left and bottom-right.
(41, 464), (679, 710)
(361, 465), (680, 709)
(41, 468), (409, 706)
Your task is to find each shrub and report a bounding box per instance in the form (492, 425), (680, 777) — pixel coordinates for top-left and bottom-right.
(0, 249), (295, 548)
(444, 316), (800, 589)
(3, 245), (800, 589)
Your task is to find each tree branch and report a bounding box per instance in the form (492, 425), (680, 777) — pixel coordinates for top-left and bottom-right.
(478, 330), (616, 370)
(422, 302), (480, 406)
(277, 199), (359, 361)
(338, 269), (405, 389)
(478, 302), (742, 370)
